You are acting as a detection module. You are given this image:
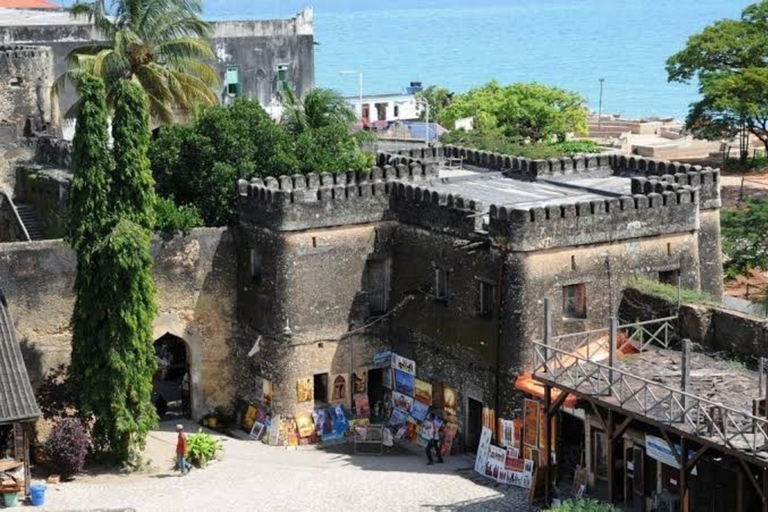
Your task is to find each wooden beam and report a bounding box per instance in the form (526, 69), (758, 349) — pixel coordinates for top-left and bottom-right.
(589, 399), (607, 431)
(611, 416), (633, 442)
(548, 389), (569, 416)
(738, 457), (765, 504)
(661, 429), (682, 467)
(679, 437), (688, 512)
(686, 445), (708, 473)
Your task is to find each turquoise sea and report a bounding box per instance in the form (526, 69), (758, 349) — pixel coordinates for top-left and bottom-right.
(199, 0), (751, 119)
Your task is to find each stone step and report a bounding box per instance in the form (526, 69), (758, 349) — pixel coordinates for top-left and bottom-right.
(14, 203), (45, 241)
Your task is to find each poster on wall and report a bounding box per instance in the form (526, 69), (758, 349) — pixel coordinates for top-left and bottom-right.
(296, 413), (315, 438)
(297, 377), (313, 403)
(392, 354), (416, 375)
(394, 369), (415, 396)
(523, 399), (539, 448)
(411, 400), (429, 422)
(392, 391), (414, 414)
(414, 379), (432, 405)
(473, 426), (493, 475)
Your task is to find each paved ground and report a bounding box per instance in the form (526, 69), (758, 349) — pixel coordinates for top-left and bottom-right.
(38, 421), (538, 512)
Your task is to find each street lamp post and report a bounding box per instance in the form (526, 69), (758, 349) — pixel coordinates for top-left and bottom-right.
(598, 78), (605, 131)
(339, 70), (363, 121)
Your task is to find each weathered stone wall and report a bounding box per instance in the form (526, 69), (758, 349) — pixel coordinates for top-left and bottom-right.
(698, 209), (724, 299)
(0, 228), (241, 420)
(0, 45), (52, 134)
(0, 191), (27, 242)
(15, 164), (69, 238)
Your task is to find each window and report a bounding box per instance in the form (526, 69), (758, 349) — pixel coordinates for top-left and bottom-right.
(394, 105), (400, 118)
(435, 268), (448, 300)
(659, 269), (679, 286)
(563, 283), (587, 319)
(476, 279), (495, 316)
(9, 77), (21, 89)
(365, 258), (390, 314)
(313, 373), (328, 405)
(250, 248), (262, 284)
(277, 63), (291, 92)
(375, 102), (387, 121)
(225, 66), (240, 96)
(332, 375), (346, 401)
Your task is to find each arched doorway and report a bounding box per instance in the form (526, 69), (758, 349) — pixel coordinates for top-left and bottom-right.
(152, 333), (190, 420)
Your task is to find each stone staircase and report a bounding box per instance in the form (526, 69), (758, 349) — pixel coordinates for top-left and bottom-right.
(14, 203), (45, 240)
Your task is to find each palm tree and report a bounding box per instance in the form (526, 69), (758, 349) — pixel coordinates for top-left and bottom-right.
(55, 0), (220, 123)
(281, 88), (359, 135)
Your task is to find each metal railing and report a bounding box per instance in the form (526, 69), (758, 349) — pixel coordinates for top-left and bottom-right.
(532, 316), (768, 456)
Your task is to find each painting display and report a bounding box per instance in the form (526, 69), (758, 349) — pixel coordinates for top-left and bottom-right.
(296, 413), (314, 438)
(392, 391), (414, 414)
(442, 385), (458, 421)
(243, 404), (258, 432)
(389, 408), (408, 426)
(354, 393), (371, 418)
(373, 350), (392, 367)
(352, 371), (367, 395)
(394, 369), (415, 396)
(473, 426), (493, 475)
(254, 377), (273, 408)
(440, 421), (458, 456)
(523, 399), (539, 448)
(411, 400), (429, 422)
(414, 379), (432, 405)
(297, 377), (313, 403)
(249, 420), (267, 441)
(499, 418), (515, 448)
(391, 354), (416, 375)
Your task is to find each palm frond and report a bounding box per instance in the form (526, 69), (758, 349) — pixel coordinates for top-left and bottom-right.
(156, 37), (215, 61)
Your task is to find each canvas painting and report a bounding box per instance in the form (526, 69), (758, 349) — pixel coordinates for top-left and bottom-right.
(354, 393), (371, 418)
(411, 400), (429, 422)
(249, 420), (266, 441)
(394, 369), (415, 396)
(243, 404), (258, 432)
(391, 354), (416, 375)
(440, 421), (458, 456)
(312, 408), (332, 435)
(296, 413), (315, 438)
(473, 426), (493, 476)
(488, 445), (507, 466)
(297, 377), (313, 403)
(392, 391), (414, 414)
(499, 418), (515, 448)
(414, 379), (432, 405)
(389, 407), (408, 426)
(443, 385), (458, 421)
(352, 371), (367, 395)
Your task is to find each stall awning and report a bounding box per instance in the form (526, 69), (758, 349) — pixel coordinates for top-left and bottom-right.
(514, 374), (579, 409)
(0, 291), (40, 425)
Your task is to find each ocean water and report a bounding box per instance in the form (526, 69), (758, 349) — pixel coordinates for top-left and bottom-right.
(200, 0), (750, 119)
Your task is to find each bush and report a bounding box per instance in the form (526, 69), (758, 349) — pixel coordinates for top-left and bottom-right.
(36, 364), (80, 420)
(187, 429), (222, 468)
(43, 418), (90, 477)
(545, 498), (615, 512)
(155, 197), (203, 236)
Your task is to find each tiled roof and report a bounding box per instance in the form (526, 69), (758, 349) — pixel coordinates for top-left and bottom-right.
(0, 291), (40, 424)
(0, 0), (60, 9)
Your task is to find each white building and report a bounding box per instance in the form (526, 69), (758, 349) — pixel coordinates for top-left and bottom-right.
(344, 92), (423, 128)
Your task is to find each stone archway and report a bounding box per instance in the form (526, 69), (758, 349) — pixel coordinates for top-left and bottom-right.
(153, 333), (189, 419)
(152, 312), (204, 420)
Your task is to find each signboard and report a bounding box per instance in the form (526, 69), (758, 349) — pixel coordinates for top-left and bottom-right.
(645, 435), (698, 475)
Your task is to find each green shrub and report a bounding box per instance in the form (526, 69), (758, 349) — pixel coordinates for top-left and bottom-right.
(627, 276), (716, 305)
(441, 129), (600, 160)
(545, 498), (615, 512)
(155, 197), (203, 236)
(187, 430), (223, 468)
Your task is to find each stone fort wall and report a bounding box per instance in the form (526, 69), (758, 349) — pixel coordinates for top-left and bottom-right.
(0, 228), (245, 420)
(0, 45), (53, 135)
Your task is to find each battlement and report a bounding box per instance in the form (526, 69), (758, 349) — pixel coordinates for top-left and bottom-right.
(488, 187), (699, 251)
(0, 45), (52, 59)
(389, 182), (484, 236)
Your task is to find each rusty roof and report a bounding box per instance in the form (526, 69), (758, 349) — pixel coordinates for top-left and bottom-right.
(0, 291), (40, 424)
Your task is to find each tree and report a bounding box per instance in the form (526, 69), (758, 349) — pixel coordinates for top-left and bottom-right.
(721, 200), (768, 279)
(111, 79), (156, 231)
(281, 88), (358, 135)
(68, 75), (158, 465)
(57, 0), (219, 122)
(666, 1), (768, 162)
(437, 81), (588, 142)
(414, 85), (453, 122)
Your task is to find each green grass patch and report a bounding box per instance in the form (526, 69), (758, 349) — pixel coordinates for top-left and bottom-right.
(628, 276), (717, 306)
(440, 130), (601, 160)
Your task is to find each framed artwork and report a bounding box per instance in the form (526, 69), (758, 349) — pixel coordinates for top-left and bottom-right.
(354, 393), (371, 418)
(352, 371), (367, 395)
(392, 391), (414, 414)
(523, 399), (539, 448)
(297, 377), (313, 403)
(414, 379), (432, 405)
(394, 369), (415, 396)
(249, 420), (266, 441)
(243, 404), (258, 432)
(296, 413), (315, 438)
(391, 354), (416, 375)
(443, 385), (458, 420)
(411, 400), (429, 422)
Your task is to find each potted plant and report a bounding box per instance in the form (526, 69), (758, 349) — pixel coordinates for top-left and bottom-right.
(187, 430), (223, 468)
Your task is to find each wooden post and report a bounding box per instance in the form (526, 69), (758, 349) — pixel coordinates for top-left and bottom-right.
(609, 316), (617, 391)
(607, 409), (615, 504)
(679, 437), (688, 512)
(545, 384), (552, 507)
(681, 339), (691, 412)
(544, 299), (552, 369)
(760, 358), (765, 399)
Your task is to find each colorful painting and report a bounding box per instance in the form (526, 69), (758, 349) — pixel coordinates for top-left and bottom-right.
(392, 391), (414, 414)
(523, 399), (539, 448)
(354, 393), (371, 418)
(254, 377), (273, 408)
(391, 354), (416, 375)
(440, 421), (458, 457)
(405, 418), (420, 443)
(249, 420), (267, 441)
(332, 404), (349, 433)
(296, 413), (315, 438)
(312, 408), (332, 435)
(382, 368), (393, 389)
(499, 418), (515, 449)
(414, 379), (432, 405)
(352, 371), (367, 395)
(443, 385), (458, 421)
(268, 415), (281, 446)
(243, 404), (258, 432)
(373, 350), (392, 367)
(411, 400), (429, 422)
(394, 369), (415, 396)
(389, 407), (408, 426)
(488, 445), (507, 466)
(473, 426), (493, 476)
(297, 377), (313, 403)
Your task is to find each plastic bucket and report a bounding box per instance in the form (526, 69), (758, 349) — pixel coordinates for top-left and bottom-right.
(2, 491), (19, 507)
(29, 484), (46, 507)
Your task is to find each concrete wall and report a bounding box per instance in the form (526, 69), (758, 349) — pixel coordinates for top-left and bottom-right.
(0, 228), (242, 420)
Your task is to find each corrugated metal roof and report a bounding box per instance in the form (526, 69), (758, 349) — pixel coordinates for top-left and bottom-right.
(0, 291), (40, 424)
(0, 0), (60, 9)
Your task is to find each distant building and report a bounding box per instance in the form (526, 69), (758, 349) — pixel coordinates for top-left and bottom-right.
(0, 0), (59, 10)
(344, 92), (422, 128)
(0, 7), (315, 137)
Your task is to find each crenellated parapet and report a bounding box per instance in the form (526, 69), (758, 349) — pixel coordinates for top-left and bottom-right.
(488, 187), (699, 251)
(34, 136), (72, 169)
(389, 182), (485, 237)
(611, 154), (720, 209)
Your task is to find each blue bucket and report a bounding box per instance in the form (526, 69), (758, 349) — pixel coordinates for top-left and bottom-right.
(29, 484), (46, 507)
